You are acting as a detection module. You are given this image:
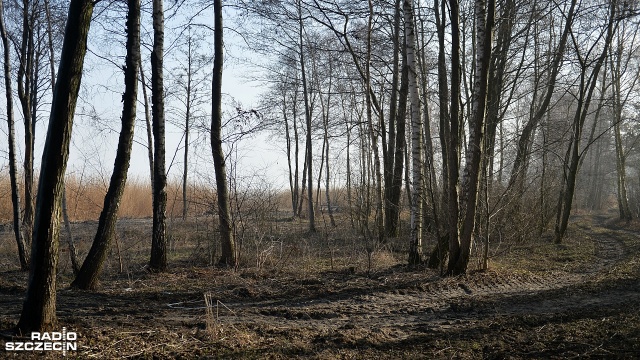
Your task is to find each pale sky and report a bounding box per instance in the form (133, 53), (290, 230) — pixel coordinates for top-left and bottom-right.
(0, 3), (295, 198)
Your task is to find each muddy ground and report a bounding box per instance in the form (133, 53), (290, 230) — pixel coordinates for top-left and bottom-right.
(0, 213), (639, 359)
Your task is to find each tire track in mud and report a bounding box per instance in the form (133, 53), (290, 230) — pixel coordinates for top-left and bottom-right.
(574, 214), (628, 273)
(178, 215), (636, 342)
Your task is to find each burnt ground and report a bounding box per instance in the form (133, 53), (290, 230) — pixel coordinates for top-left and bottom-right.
(0, 213), (639, 359)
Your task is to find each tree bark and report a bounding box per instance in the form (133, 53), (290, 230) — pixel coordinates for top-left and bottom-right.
(18, 0), (35, 250)
(283, 76), (300, 217)
(404, 0), (423, 265)
(0, 0), (28, 271)
(384, 0), (403, 238)
(448, 0), (495, 275)
(417, 6), (440, 241)
(44, 0), (79, 275)
(446, 0), (462, 272)
(297, 0), (315, 232)
(367, 0), (384, 243)
(212, 0), (236, 267)
(387, 42), (408, 239)
(71, 0), (140, 290)
(17, 0), (93, 334)
(149, 0), (168, 271)
(182, 32), (193, 221)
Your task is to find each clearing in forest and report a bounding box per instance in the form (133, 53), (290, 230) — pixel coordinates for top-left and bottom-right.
(0, 213), (639, 358)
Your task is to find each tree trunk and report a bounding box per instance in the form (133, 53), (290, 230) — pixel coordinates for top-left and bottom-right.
(404, 0), (423, 265)
(417, 7), (440, 240)
(538, 114), (549, 235)
(449, 0), (495, 275)
(71, 0), (140, 290)
(613, 116), (631, 220)
(345, 115), (355, 228)
(44, 0), (79, 275)
(292, 94), (300, 217)
(446, 0), (462, 272)
(212, 0), (236, 267)
(17, 0), (93, 334)
(324, 133), (336, 227)
(182, 33), (193, 221)
(320, 63), (336, 227)
(298, 148), (307, 217)
(139, 62), (154, 194)
(480, 0), (517, 195)
(365, 0), (384, 244)
(384, 0), (403, 238)
(0, 0), (28, 270)
(508, 0), (577, 194)
(61, 190), (79, 275)
(315, 130), (326, 208)
(297, 0), (315, 232)
(611, 30), (632, 221)
(435, 0), (450, 216)
(149, 0), (168, 271)
(554, 3), (616, 243)
(387, 44), (408, 238)
(283, 80), (300, 217)
(18, 0), (35, 251)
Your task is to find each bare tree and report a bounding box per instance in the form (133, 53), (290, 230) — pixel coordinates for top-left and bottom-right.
(384, 0), (405, 238)
(149, 0), (168, 271)
(609, 18), (638, 221)
(211, 0), (236, 267)
(404, 0), (423, 265)
(554, 1), (617, 243)
(171, 27), (211, 221)
(182, 31), (194, 221)
(508, 0), (577, 197)
(298, 0), (316, 232)
(444, 0), (462, 274)
(447, 0), (495, 275)
(17, 0), (94, 333)
(0, 0), (28, 270)
(17, 0), (37, 249)
(44, 0), (79, 275)
(72, 0), (141, 290)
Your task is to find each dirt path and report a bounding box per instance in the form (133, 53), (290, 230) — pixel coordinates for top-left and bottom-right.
(194, 214), (635, 344)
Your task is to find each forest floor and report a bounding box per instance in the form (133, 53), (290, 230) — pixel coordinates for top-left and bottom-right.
(0, 212), (639, 359)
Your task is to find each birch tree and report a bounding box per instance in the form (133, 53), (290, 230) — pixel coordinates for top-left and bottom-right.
(404, 0), (423, 265)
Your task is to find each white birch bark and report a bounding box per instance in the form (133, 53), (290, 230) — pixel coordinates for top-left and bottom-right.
(404, 0), (423, 264)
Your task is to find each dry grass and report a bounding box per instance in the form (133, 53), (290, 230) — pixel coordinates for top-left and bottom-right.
(0, 176), (13, 223)
(0, 211), (639, 358)
(0, 174), (361, 224)
(0, 176), (221, 222)
(64, 177), (219, 221)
